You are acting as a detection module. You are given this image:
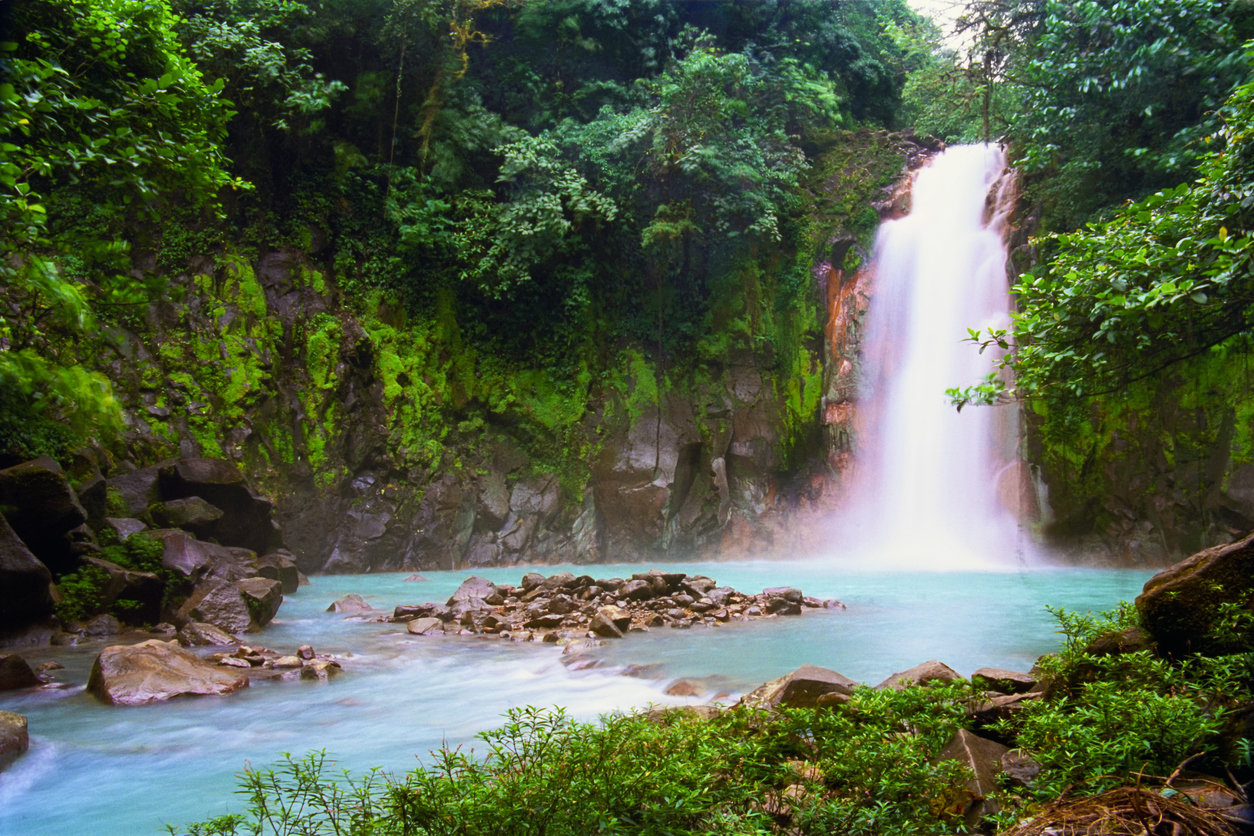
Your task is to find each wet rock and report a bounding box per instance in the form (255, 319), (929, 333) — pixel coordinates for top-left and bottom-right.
(520, 572), (545, 591)
(35, 661), (63, 674)
(876, 660), (960, 690)
(1085, 626), (1153, 657)
(272, 655), (303, 668)
(79, 613), (121, 636)
(257, 551), (300, 594)
(763, 587), (802, 603)
(149, 497), (224, 534)
(0, 711), (29, 771)
(81, 556), (164, 626)
(665, 680), (701, 697)
(0, 513), (54, 631)
(0, 457), (88, 573)
(935, 730), (1009, 828)
(297, 645), (314, 660)
(300, 659), (341, 681)
(447, 576), (498, 605)
(178, 622), (239, 647)
(236, 577), (283, 627)
(177, 580), (254, 634)
(151, 529), (257, 584)
(971, 667), (1036, 695)
(1000, 750), (1041, 789)
(590, 605), (631, 638)
(765, 597), (802, 616)
(102, 517), (149, 541)
(0, 654), (41, 691)
(88, 639), (249, 705)
(327, 594), (373, 614)
(106, 461), (171, 516)
(407, 617), (444, 636)
(158, 458), (282, 555)
(619, 579), (654, 600)
(743, 665), (859, 709)
(542, 571), (577, 591)
(1136, 530), (1254, 657)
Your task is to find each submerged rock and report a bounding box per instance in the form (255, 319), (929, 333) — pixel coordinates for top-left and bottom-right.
(88, 640), (249, 705)
(0, 711), (29, 771)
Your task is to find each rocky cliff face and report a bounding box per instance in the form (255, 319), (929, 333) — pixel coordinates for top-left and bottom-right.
(79, 131), (928, 574)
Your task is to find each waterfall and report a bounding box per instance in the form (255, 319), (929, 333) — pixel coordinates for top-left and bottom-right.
(836, 144), (1029, 569)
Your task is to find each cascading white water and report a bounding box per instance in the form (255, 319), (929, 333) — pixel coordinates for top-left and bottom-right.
(837, 144), (1027, 569)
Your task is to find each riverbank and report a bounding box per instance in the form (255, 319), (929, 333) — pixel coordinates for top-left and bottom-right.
(0, 563), (1151, 834)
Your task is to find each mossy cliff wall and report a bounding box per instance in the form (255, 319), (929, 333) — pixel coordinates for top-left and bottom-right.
(94, 130), (922, 574)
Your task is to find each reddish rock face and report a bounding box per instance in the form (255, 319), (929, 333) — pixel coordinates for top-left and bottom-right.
(87, 640), (248, 706)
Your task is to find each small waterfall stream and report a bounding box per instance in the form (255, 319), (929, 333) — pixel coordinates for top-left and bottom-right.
(838, 144), (1028, 568)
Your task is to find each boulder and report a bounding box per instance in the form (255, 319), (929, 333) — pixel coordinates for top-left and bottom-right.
(1136, 530), (1254, 656)
(300, 659), (342, 681)
(77, 474), (109, 524)
(407, 617), (444, 636)
(236, 577), (283, 627)
(1085, 626), (1154, 657)
(876, 660), (961, 690)
(447, 576), (498, 606)
(0, 654), (41, 691)
(1000, 750), (1041, 789)
(971, 667), (1036, 695)
(176, 580), (254, 634)
(0, 513), (54, 630)
(743, 665), (859, 709)
(327, 593), (373, 614)
(257, 551), (300, 594)
(150, 529), (257, 584)
(106, 461), (173, 516)
(102, 517), (149, 541)
(78, 613), (121, 636)
(0, 457), (87, 574)
(81, 556), (163, 626)
(520, 572), (545, 591)
(0, 711), (28, 771)
(178, 621), (239, 647)
(149, 496), (224, 534)
(158, 458), (282, 554)
(87, 639), (249, 705)
(590, 605), (632, 638)
(619, 579), (654, 600)
(935, 730), (1009, 828)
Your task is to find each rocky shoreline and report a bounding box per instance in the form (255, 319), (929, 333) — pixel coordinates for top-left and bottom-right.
(336, 569), (845, 645)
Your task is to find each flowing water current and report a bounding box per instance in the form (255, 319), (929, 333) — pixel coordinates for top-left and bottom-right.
(2, 564), (1150, 834)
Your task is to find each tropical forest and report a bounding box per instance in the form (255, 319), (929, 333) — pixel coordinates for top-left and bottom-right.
(3, 0), (1254, 834)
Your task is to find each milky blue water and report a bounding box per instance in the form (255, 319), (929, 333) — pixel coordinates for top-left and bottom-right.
(0, 562), (1151, 835)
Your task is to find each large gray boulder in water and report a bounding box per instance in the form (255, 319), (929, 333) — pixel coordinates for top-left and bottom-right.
(447, 576), (500, 605)
(87, 639), (248, 705)
(1137, 530), (1254, 657)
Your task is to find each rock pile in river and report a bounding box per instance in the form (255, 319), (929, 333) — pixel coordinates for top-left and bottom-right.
(387, 569), (843, 642)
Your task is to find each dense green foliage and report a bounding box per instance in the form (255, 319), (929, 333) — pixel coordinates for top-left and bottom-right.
(53, 531), (168, 624)
(171, 601), (1254, 835)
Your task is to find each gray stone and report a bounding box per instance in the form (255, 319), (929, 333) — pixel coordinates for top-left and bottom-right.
(178, 621), (239, 647)
(1137, 530), (1254, 657)
(972, 667), (1036, 695)
(177, 580), (253, 634)
(151, 529), (257, 583)
(478, 472), (511, 526)
(103, 517), (149, 541)
(0, 513), (53, 631)
(520, 572), (545, 591)
(88, 639), (249, 705)
(107, 461), (172, 516)
(590, 606), (629, 638)
(0, 654), (41, 691)
(79, 613), (121, 636)
(300, 659), (342, 681)
(742, 665), (859, 709)
(327, 593), (373, 614)
(81, 556), (163, 626)
(935, 730), (1010, 828)
(876, 660), (961, 690)
(236, 577), (283, 627)
(0, 457), (87, 574)
(257, 551), (299, 594)
(447, 576), (498, 606)
(509, 474), (561, 520)
(149, 496), (225, 531)
(1000, 750), (1040, 789)
(0, 711), (29, 771)
(619, 579), (654, 600)
(158, 458), (282, 555)
(407, 617), (444, 636)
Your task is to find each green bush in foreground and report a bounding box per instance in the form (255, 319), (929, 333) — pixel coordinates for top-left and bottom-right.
(170, 605), (1254, 836)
